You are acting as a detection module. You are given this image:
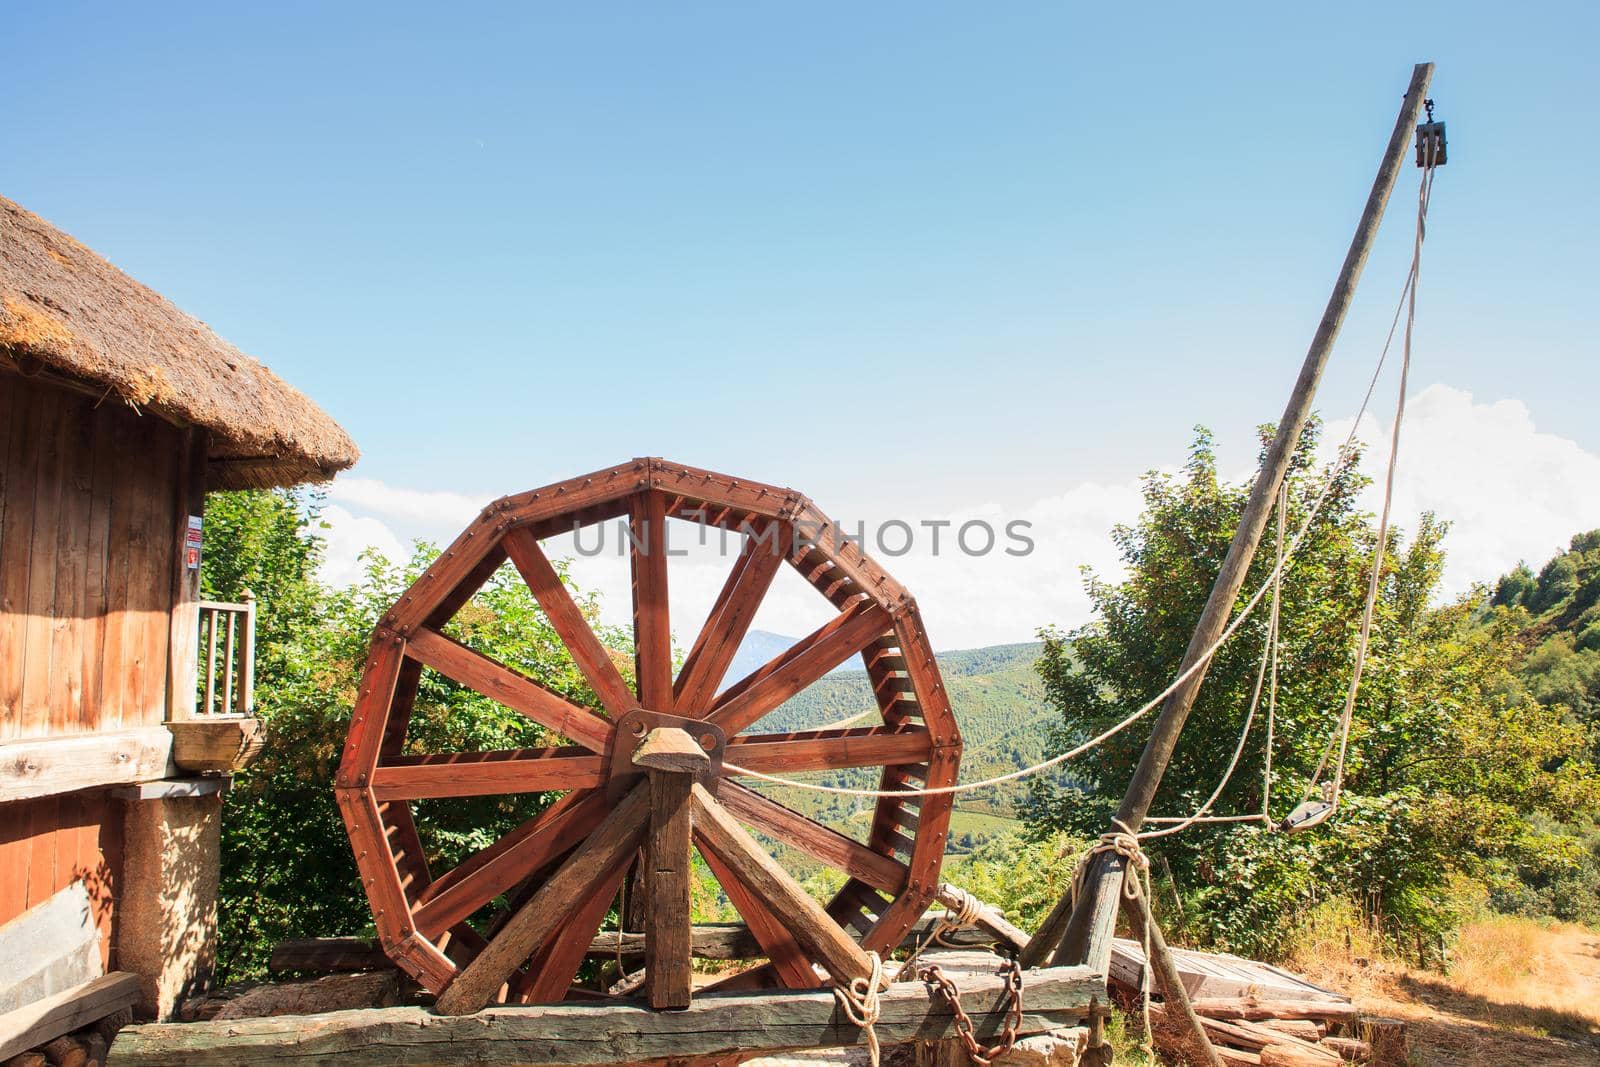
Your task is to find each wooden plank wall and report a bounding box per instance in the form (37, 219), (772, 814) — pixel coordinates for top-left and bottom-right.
(0, 372), (188, 743)
(0, 791), (124, 968)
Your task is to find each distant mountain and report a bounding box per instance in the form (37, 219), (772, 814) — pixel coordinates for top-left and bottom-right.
(725, 629), (864, 684)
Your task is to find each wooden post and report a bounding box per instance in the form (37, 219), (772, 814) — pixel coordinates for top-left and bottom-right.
(166, 429), (207, 721)
(634, 728), (709, 1010)
(235, 590), (255, 715)
(1032, 62), (1437, 974)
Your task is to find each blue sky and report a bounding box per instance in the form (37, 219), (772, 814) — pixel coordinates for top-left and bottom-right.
(8, 3), (1599, 645)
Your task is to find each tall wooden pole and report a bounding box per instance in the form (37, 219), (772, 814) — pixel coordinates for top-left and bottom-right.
(1025, 62), (1436, 973)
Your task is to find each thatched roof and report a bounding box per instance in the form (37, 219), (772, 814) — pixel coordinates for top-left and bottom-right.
(0, 196), (358, 489)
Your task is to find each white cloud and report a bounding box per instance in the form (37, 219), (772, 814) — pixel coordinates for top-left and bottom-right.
(1326, 384), (1600, 598)
(318, 504), (407, 588)
(309, 384), (1600, 647)
(327, 477), (488, 528)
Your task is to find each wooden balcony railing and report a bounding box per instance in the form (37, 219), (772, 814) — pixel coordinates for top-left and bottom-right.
(195, 592), (255, 719)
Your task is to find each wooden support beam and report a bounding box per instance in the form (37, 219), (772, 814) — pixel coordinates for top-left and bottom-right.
(433, 782), (651, 1015)
(633, 728), (712, 775)
(688, 783), (871, 988)
(271, 914), (1027, 977)
(643, 759), (696, 1009)
(0, 728), (174, 802)
(108, 962), (1103, 1066)
(1, 972), (139, 1062)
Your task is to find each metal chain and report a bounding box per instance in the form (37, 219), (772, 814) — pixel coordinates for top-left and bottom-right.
(920, 960), (1025, 1066)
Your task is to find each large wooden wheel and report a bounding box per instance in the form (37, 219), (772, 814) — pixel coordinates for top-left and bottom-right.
(335, 458), (961, 1012)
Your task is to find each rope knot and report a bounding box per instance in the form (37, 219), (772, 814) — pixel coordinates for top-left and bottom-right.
(834, 950), (891, 1067)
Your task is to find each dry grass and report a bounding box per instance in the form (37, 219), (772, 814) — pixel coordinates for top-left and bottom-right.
(1285, 904), (1600, 1066)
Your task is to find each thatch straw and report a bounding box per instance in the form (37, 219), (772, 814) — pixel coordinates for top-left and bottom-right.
(1, 196), (358, 489)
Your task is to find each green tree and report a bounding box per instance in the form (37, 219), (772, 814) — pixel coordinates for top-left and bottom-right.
(204, 489), (629, 980)
(1024, 428), (1597, 957)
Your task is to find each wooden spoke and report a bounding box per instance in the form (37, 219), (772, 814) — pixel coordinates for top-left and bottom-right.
(435, 782), (651, 1015)
(405, 627), (612, 753)
(629, 491), (673, 710)
(695, 840), (816, 990)
(512, 866), (629, 1005)
(502, 527), (635, 716)
(725, 725), (933, 775)
(688, 784), (872, 987)
(369, 748), (604, 801)
(413, 789), (609, 940)
(673, 524), (791, 713)
(716, 781), (909, 897)
(705, 600), (892, 737)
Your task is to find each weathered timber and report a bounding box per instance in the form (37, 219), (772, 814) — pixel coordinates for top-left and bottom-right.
(210, 973), (401, 1020)
(643, 756), (695, 1009)
(1109, 940), (1347, 1004)
(0, 729), (173, 803)
(0, 973), (139, 1062)
(1318, 1036), (1371, 1062)
(1187, 999), (1357, 1024)
(166, 715), (263, 774)
(108, 964), (1102, 1066)
(633, 728), (711, 775)
(1259, 1046), (1340, 1067)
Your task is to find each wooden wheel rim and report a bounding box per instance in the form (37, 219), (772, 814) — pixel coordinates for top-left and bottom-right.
(335, 458), (962, 1004)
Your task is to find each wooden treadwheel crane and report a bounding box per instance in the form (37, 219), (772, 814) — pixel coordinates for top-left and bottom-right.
(334, 458), (963, 1014)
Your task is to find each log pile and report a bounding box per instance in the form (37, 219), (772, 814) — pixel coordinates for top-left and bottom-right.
(1137, 994), (1406, 1066)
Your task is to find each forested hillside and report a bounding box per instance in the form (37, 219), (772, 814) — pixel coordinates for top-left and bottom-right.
(744, 640), (1056, 854)
(1491, 530), (1600, 742)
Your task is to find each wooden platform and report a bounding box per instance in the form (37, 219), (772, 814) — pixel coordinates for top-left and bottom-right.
(1109, 938), (1346, 1003)
(108, 955), (1102, 1066)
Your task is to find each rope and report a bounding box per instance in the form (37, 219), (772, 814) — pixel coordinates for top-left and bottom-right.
(894, 884), (988, 982)
(833, 950), (891, 1067)
(1070, 822), (1156, 1066)
(1142, 477), (1287, 837)
(1263, 479), (1284, 822)
(1298, 140), (1438, 819)
(727, 151), (1440, 807)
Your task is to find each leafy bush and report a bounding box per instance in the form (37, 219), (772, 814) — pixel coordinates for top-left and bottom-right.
(1023, 428), (1599, 961)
